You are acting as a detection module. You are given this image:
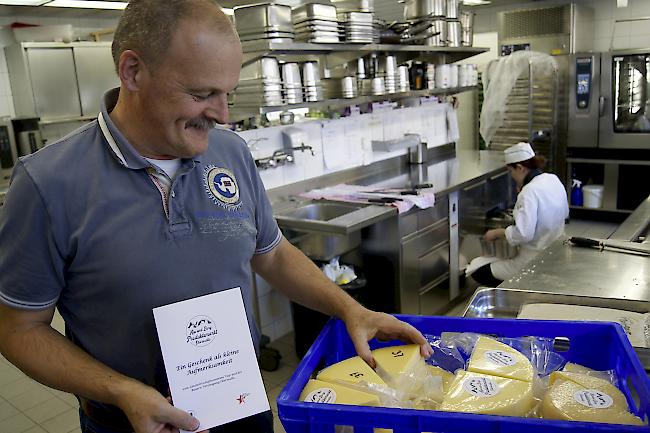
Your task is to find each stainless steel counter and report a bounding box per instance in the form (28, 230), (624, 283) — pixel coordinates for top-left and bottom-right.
(500, 195), (650, 302)
(268, 147), (507, 207)
(269, 147), (510, 315)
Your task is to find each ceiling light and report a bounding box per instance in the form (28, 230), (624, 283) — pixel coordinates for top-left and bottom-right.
(463, 0), (491, 5)
(0, 0), (51, 5)
(45, 0), (127, 9)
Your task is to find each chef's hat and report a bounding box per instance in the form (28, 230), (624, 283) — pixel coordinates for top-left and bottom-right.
(504, 142), (535, 164)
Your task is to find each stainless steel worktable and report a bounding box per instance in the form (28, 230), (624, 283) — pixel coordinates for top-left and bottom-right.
(499, 195), (650, 301)
(499, 238), (650, 301)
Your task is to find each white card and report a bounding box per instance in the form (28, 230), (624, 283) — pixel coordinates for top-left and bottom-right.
(153, 288), (269, 432)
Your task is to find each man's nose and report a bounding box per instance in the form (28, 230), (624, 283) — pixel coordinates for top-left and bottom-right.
(206, 94), (229, 124)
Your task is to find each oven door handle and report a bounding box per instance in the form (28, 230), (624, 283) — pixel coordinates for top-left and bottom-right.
(599, 95), (606, 117)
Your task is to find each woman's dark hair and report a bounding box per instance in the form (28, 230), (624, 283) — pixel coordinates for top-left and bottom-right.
(507, 155), (547, 170)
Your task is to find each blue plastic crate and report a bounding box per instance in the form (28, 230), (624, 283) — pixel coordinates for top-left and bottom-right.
(277, 315), (650, 433)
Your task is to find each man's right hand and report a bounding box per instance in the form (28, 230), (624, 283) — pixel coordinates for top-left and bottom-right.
(116, 380), (205, 433)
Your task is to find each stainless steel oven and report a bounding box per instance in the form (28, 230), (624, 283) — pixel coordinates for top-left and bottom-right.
(569, 50), (650, 149)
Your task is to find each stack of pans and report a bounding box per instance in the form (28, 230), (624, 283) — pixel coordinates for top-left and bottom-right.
(383, 55), (398, 93)
(234, 3), (294, 44)
(292, 3), (341, 43)
(281, 63), (303, 104)
(338, 11), (374, 43)
(302, 61), (324, 101)
(231, 57), (284, 107)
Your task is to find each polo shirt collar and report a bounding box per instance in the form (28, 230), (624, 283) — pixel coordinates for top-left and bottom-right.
(99, 88), (202, 170)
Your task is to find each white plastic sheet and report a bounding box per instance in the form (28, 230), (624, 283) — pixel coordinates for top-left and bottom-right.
(480, 51), (558, 148)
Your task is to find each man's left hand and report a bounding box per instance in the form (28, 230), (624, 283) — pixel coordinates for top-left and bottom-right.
(343, 306), (433, 368)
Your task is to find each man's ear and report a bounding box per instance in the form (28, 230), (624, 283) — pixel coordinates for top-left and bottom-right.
(118, 50), (144, 92)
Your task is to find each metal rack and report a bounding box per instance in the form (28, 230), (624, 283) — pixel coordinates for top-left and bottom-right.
(486, 58), (560, 170)
(229, 85), (477, 121)
(241, 41), (489, 66)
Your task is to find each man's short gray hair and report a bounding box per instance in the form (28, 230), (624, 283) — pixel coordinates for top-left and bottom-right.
(111, 0), (233, 74)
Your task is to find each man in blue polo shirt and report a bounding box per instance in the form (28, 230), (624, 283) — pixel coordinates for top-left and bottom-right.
(0, 1), (431, 432)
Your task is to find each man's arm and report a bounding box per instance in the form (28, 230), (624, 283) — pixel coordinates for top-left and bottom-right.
(251, 238), (433, 367)
(0, 303), (201, 433)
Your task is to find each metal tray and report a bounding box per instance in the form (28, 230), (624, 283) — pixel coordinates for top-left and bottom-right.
(464, 287), (650, 371)
(463, 287), (650, 319)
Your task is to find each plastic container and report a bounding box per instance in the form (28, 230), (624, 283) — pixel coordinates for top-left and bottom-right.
(583, 184), (604, 208)
(278, 315), (650, 433)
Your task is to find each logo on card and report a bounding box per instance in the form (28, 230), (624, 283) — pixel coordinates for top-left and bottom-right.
(204, 165), (242, 211)
(186, 315), (218, 347)
(236, 393), (250, 405)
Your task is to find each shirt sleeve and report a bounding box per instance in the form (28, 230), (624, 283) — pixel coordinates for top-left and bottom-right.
(243, 150), (282, 255)
(0, 161), (65, 309)
(505, 189), (538, 246)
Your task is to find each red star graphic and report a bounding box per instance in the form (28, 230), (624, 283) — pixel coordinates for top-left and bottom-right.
(236, 394), (246, 404)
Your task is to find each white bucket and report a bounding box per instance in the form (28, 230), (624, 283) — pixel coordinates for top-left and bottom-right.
(583, 185), (604, 208)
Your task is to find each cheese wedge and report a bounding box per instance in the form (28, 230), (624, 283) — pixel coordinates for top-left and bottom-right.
(542, 379), (644, 425)
(372, 344), (424, 386)
(300, 379), (380, 406)
(563, 362), (597, 375)
(440, 370), (535, 417)
(317, 356), (387, 388)
(467, 336), (534, 382)
(426, 365), (455, 393)
(550, 371), (625, 403)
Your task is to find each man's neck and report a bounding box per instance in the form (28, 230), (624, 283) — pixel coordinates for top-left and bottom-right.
(109, 95), (167, 160)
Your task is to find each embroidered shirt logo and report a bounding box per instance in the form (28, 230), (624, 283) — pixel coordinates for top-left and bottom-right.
(204, 165), (242, 211)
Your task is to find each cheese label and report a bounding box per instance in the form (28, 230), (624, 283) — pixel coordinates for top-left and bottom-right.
(484, 350), (517, 367)
(305, 388), (337, 404)
(462, 376), (500, 397)
(574, 389), (614, 409)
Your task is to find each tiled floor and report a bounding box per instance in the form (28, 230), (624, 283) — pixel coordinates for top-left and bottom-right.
(0, 219), (622, 433)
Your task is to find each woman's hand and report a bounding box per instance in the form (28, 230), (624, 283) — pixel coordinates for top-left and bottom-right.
(343, 305), (433, 368)
(484, 228), (506, 242)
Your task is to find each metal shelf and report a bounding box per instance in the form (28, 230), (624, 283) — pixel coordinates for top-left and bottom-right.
(229, 86), (477, 120)
(242, 41), (489, 65)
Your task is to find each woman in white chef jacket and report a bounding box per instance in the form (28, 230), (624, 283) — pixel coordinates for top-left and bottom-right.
(468, 142), (569, 286)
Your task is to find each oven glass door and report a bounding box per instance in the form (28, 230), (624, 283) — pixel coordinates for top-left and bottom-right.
(613, 54), (650, 133)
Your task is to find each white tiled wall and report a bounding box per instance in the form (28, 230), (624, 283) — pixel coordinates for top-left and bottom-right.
(473, 0), (650, 51)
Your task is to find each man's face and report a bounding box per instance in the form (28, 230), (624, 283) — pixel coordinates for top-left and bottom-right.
(135, 20), (242, 159)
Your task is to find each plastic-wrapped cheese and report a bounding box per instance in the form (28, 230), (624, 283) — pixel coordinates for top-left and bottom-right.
(467, 336), (534, 382)
(300, 379), (380, 406)
(440, 370), (535, 417)
(542, 379), (644, 425)
(372, 344), (427, 397)
(317, 356), (387, 388)
(372, 344), (423, 382)
(550, 371), (622, 395)
(563, 362), (597, 375)
(426, 365), (455, 393)
(300, 380), (393, 433)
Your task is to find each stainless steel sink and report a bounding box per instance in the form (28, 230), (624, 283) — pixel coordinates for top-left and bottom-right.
(274, 200), (396, 235)
(280, 203), (361, 221)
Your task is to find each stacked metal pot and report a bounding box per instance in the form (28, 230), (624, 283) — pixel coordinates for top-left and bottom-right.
(401, 0), (474, 47)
